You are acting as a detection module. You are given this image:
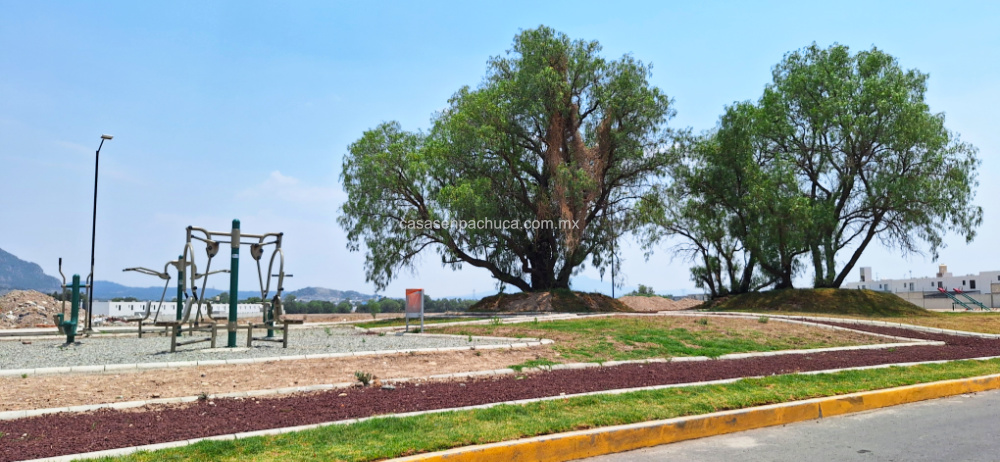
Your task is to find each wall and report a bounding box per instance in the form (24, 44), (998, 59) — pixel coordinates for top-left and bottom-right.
(91, 301), (264, 319)
(892, 291), (998, 310)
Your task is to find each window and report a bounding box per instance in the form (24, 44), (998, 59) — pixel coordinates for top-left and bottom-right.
(909, 283), (914, 291)
(962, 280), (966, 286)
(938, 281), (943, 288)
(971, 280), (977, 290)
(861, 275), (866, 282)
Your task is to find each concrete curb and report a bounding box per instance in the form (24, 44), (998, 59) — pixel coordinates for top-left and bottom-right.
(391, 372), (1000, 462)
(0, 339), (554, 378)
(0, 338), (942, 421)
(674, 311), (1000, 339)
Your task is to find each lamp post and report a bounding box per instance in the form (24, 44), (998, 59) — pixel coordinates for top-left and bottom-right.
(84, 134), (113, 334)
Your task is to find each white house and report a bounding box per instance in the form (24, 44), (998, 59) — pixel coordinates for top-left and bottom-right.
(843, 265), (1000, 293)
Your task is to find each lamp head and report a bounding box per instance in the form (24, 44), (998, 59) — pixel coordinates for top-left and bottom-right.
(100, 134), (113, 140)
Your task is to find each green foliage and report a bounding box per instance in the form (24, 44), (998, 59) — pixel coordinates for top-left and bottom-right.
(366, 299), (382, 320)
(110, 297), (139, 302)
(625, 284), (657, 297)
(216, 292), (230, 304)
(437, 316), (871, 362)
(509, 358), (561, 372)
(354, 371), (374, 387)
(639, 43), (981, 296)
(758, 316), (769, 324)
(339, 26), (676, 292)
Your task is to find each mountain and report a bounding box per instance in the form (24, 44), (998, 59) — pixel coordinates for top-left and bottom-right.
(0, 248), (60, 293)
(89, 281), (373, 303)
(90, 280), (262, 301)
(286, 286), (374, 302)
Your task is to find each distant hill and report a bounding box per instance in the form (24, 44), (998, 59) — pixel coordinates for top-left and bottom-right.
(91, 280), (261, 301)
(286, 286), (373, 302)
(0, 248), (60, 294)
(89, 281), (372, 303)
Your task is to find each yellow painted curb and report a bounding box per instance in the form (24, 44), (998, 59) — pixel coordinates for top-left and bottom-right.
(392, 373), (1000, 462)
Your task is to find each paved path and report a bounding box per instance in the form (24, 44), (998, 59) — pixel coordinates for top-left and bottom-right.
(581, 388), (1000, 462)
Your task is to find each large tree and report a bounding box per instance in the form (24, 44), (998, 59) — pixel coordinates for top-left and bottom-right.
(751, 44), (981, 288)
(339, 26), (675, 292)
(640, 43), (981, 294)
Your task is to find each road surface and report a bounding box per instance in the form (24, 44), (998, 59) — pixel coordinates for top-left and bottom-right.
(580, 388), (1000, 461)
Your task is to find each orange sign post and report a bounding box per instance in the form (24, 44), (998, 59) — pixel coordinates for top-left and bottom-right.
(405, 289), (424, 332)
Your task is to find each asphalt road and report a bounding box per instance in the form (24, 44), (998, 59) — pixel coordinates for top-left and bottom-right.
(580, 388), (1000, 462)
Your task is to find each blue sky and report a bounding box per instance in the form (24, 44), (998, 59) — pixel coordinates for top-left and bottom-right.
(1, 1), (997, 298)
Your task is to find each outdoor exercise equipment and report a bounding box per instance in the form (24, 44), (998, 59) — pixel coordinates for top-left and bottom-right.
(243, 227), (301, 347)
(53, 258), (88, 344)
(122, 255), (193, 338)
(184, 220), (292, 348)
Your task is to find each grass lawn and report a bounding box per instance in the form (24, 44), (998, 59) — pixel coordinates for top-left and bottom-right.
(102, 358), (1000, 462)
(430, 315), (890, 363)
(757, 311), (1000, 335)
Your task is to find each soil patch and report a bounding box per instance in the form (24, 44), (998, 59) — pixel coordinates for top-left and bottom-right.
(7, 322), (998, 460)
(0, 290), (71, 329)
(470, 291), (631, 313)
(0, 348), (556, 412)
(706, 288), (936, 317)
(432, 315), (893, 362)
(619, 296), (703, 312)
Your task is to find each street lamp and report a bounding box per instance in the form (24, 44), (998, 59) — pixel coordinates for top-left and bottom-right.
(84, 134), (113, 333)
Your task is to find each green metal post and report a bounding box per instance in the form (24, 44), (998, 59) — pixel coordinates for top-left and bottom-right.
(266, 302), (274, 338)
(177, 255), (184, 336)
(65, 274), (81, 343)
(228, 219), (240, 347)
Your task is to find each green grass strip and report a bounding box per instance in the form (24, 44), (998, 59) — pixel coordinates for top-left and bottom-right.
(99, 358), (1000, 462)
(437, 316), (876, 362)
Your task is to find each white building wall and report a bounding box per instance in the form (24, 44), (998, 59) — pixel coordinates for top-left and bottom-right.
(93, 301), (264, 319)
(844, 268), (1000, 294)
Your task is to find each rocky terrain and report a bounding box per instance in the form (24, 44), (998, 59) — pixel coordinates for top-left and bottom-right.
(0, 290), (75, 328)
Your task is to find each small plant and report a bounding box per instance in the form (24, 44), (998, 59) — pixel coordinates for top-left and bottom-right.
(475, 351), (482, 357)
(489, 316), (503, 327)
(696, 318), (709, 326)
(758, 316), (769, 324)
(21, 373), (27, 379)
(467, 334), (473, 342)
(533, 317), (539, 325)
(324, 327), (333, 337)
(354, 371), (374, 387)
(197, 392), (209, 401)
(378, 332), (386, 337)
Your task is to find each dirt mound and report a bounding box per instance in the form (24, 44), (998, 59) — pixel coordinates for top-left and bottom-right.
(705, 288), (937, 317)
(619, 296), (703, 312)
(0, 290), (68, 328)
(470, 290), (633, 313)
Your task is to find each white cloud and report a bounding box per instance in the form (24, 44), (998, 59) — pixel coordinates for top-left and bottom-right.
(237, 170), (345, 205)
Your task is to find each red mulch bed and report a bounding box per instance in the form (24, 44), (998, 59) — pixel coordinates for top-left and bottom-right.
(2, 322), (998, 461)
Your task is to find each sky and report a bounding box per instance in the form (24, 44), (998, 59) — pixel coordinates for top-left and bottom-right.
(1, 1), (997, 299)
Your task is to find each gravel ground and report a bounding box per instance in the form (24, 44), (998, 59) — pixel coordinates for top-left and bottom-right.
(5, 322), (1000, 461)
(0, 327), (511, 370)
